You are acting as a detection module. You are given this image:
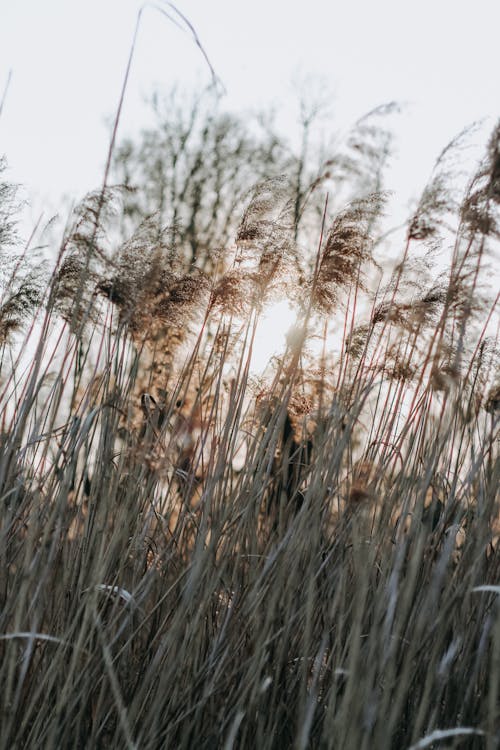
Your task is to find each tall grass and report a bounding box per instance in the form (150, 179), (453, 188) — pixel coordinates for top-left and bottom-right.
(0, 100), (499, 750)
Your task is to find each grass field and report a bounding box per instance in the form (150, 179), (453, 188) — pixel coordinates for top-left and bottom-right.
(0, 68), (499, 748)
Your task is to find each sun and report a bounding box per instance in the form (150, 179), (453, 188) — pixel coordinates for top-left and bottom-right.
(249, 299), (299, 374)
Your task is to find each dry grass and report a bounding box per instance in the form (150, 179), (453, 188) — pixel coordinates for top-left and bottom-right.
(0, 104), (499, 750)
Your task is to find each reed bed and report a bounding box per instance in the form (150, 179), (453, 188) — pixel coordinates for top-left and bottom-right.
(0, 109), (499, 750)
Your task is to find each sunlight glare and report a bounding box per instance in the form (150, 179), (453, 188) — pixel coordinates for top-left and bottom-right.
(250, 299), (298, 374)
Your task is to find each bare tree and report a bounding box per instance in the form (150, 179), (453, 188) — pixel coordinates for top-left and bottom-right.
(112, 84), (398, 273)
(112, 87), (294, 271)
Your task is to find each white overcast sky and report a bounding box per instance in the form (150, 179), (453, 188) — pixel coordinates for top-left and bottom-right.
(0, 0), (498, 231)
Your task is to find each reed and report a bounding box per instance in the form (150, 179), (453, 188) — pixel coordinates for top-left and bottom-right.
(0, 43), (498, 750)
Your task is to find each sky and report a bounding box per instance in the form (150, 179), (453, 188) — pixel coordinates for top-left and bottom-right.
(0, 0), (499, 232)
